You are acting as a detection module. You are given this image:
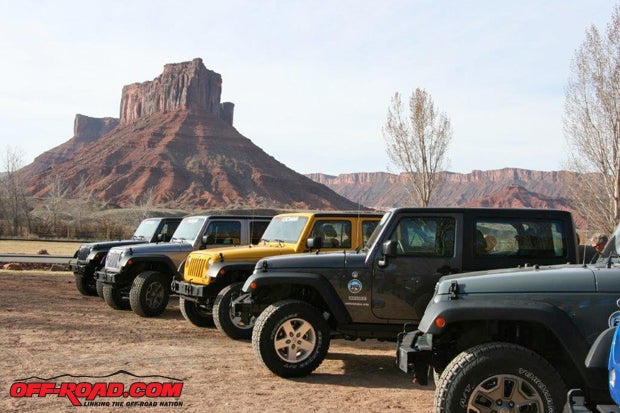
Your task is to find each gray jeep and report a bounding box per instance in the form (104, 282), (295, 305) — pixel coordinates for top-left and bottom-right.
(396, 223), (620, 411)
(98, 215), (271, 317)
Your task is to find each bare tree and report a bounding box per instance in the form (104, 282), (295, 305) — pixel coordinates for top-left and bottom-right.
(0, 146), (31, 236)
(43, 174), (70, 237)
(130, 187), (157, 223)
(382, 89), (452, 206)
(564, 5), (620, 235)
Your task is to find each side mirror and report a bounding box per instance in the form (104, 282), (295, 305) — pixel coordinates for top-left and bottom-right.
(378, 240), (397, 268)
(307, 237), (323, 250)
(198, 235), (210, 250)
(382, 240), (398, 257)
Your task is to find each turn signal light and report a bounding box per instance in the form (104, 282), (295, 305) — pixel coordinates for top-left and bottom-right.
(250, 281), (257, 290)
(434, 317), (446, 328)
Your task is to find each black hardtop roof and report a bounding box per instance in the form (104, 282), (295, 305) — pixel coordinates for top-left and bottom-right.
(181, 215), (273, 220)
(388, 207), (572, 216)
(277, 211), (384, 218)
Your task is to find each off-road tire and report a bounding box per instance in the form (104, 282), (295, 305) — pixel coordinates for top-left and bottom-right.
(96, 279), (105, 299)
(214, 282), (254, 340)
(74, 274), (97, 296)
(435, 342), (566, 412)
(252, 299), (330, 378)
(103, 284), (130, 310)
(129, 271), (170, 317)
(180, 296), (214, 327)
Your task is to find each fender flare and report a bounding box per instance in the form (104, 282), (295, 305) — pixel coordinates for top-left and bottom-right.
(244, 271), (352, 324)
(420, 298), (604, 387)
(205, 262), (257, 280)
(121, 254), (177, 276)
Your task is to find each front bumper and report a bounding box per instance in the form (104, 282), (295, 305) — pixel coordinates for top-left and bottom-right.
(69, 259), (90, 276)
(231, 293), (268, 326)
(396, 329), (434, 385)
(171, 280), (208, 299)
(565, 388), (620, 412)
(97, 270), (128, 286)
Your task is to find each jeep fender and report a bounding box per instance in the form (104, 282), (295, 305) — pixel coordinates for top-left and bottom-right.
(244, 272), (352, 324)
(205, 262), (256, 280)
(121, 255), (177, 277)
(419, 298), (603, 387)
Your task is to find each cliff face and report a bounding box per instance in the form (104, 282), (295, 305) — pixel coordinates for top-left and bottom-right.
(307, 168), (582, 224)
(74, 114), (119, 143)
(22, 114), (119, 176)
(119, 58), (233, 126)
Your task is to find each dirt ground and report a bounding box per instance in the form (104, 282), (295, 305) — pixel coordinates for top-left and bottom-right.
(0, 271), (434, 413)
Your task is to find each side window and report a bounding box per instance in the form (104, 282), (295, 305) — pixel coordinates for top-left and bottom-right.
(311, 220), (352, 248)
(250, 221), (270, 244)
(362, 221), (379, 247)
(204, 221), (241, 246)
(389, 217), (455, 257)
(474, 220), (566, 258)
(158, 221), (180, 242)
(159, 224), (171, 242)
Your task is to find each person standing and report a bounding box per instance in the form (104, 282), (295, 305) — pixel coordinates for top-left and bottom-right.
(590, 233), (609, 263)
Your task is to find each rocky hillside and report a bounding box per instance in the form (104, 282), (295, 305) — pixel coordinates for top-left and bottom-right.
(308, 169), (583, 225)
(20, 59), (363, 211)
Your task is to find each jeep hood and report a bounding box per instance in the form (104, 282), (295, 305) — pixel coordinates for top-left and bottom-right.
(188, 243), (303, 262)
(109, 241), (191, 255)
(83, 239), (149, 251)
(259, 250), (367, 270)
(436, 264), (598, 295)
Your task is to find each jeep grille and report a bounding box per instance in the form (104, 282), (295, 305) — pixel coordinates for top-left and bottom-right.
(185, 256), (209, 278)
(77, 246), (91, 260)
(106, 250), (122, 269)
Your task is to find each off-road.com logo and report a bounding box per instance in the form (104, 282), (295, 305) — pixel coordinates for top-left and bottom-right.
(9, 370), (184, 407)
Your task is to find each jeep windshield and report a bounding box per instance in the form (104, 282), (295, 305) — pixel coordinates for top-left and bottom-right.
(131, 219), (160, 240)
(364, 211), (392, 250)
(171, 217), (206, 243)
(260, 216), (308, 244)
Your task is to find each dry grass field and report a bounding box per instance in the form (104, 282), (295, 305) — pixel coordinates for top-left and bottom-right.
(0, 240), (83, 255)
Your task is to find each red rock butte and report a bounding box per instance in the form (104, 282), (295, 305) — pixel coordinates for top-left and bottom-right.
(20, 58), (363, 211)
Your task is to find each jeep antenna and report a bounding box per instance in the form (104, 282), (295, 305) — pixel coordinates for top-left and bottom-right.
(582, 220), (588, 267)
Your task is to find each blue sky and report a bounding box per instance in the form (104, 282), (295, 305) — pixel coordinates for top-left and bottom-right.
(0, 1), (615, 175)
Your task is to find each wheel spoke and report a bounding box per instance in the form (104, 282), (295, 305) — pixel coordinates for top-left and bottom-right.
(280, 320), (297, 338)
(296, 322), (314, 338)
(468, 374), (544, 413)
(273, 317), (318, 364)
(297, 337), (315, 352)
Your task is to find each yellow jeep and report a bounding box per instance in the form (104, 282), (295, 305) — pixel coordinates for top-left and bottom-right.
(171, 211), (382, 338)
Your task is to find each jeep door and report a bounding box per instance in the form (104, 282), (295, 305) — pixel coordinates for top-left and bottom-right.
(370, 213), (462, 321)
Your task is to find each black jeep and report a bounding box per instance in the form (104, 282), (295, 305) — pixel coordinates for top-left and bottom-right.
(232, 207), (579, 378)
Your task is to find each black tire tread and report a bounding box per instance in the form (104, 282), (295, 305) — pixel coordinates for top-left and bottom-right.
(74, 274), (97, 296)
(251, 299), (330, 378)
(213, 282), (252, 340)
(180, 296), (214, 327)
(102, 284), (130, 310)
(129, 271), (170, 317)
(434, 341), (566, 412)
